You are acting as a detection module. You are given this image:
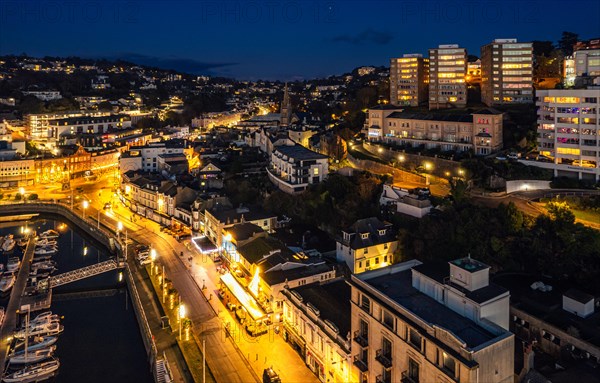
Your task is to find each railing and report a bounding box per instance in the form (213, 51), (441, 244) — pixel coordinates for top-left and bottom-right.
(46, 259), (122, 288)
(376, 375), (392, 383)
(353, 330), (369, 347)
(125, 262), (158, 361)
(353, 355), (368, 372)
(375, 349), (392, 368)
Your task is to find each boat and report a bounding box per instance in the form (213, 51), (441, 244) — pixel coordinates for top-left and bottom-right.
(2, 235), (16, 252)
(2, 359), (60, 382)
(12, 336), (58, 355)
(17, 238), (28, 247)
(8, 346), (55, 364)
(33, 247), (58, 255)
(35, 239), (57, 247)
(39, 230), (59, 239)
(15, 322), (63, 339)
(31, 261), (56, 271)
(30, 314), (60, 326)
(31, 312), (55, 323)
(0, 307), (5, 326)
(0, 273), (16, 293)
(32, 254), (52, 261)
(6, 257), (21, 272)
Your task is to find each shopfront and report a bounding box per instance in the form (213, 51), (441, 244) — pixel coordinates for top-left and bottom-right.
(220, 273), (268, 336)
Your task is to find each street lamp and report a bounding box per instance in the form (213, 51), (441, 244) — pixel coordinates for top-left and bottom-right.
(150, 249), (157, 275)
(19, 187), (25, 202)
(82, 200), (89, 219)
(117, 221), (123, 239)
(179, 302), (186, 340)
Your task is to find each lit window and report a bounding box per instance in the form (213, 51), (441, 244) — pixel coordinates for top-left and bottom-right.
(313, 168), (319, 175)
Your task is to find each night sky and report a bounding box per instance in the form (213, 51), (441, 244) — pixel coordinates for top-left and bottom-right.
(1, 0), (599, 80)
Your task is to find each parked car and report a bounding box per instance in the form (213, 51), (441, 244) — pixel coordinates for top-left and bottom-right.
(507, 152), (519, 160)
(263, 368), (281, 383)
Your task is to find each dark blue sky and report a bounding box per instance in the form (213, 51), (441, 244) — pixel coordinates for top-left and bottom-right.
(1, 0), (599, 80)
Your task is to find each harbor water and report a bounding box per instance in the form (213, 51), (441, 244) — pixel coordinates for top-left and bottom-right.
(0, 218), (153, 383)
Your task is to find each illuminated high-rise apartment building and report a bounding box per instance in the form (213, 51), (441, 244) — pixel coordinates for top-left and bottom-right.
(428, 44), (467, 110)
(390, 54), (429, 107)
(481, 39), (533, 106)
(535, 89), (600, 182)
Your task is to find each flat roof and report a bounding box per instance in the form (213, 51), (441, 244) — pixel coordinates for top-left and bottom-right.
(495, 274), (600, 348)
(450, 257), (490, 273)
(291, 279), (351, 337)
(365, 270), (498, 349)
(274, 144), (328, 161)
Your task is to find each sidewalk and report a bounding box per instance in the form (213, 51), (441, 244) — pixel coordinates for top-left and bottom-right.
(188, 255), (320, 383)
(110, 202), (319, 383)
(105, 203), (259, 383)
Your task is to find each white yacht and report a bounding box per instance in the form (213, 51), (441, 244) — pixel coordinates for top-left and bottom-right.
(2, 235), (16, 252)
(0, 273), (16, 293)
(35, 239), (57, 247)
(2, 359), (60, 382)
(15, 322), (63, 339)
(6, 257), (20, 272)
(39, 230), (59, 239)
(33, 246), (57, 255)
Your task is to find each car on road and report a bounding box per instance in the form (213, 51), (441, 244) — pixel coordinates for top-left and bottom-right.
(103, 202), (111, 210)
(507, 152), (519, 160)
(263, 368), (281, 383)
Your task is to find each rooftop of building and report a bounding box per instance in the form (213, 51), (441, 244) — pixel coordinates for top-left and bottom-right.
(227, 222), (264, 242)
(385, 108), (502, 122)
(207, 204), (275, 225)
(413, 262), (508, 304)
(363, 269), (499, 349)
(272, 224), (336, 254)
(237, 235), (295, 265)
(49, 114), (129, 125)
(494, 274), (600, 348)
(261, 262), (332, 286)
(339, 217), (396, 250)
(290, 279), (351, 337)
(450, 257), (490, 272)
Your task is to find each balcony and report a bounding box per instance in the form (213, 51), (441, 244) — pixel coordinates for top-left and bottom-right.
(401, 371), (419, 383)
(375, 349), (392, 369)
(376, 375), (391, 383)
(353, 355), (369, 372)
(353, 330), (369, 348)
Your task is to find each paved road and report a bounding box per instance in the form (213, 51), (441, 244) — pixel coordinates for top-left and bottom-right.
(87, 201), (259, 383)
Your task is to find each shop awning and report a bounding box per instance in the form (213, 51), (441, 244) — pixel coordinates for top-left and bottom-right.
(220, 273), (265, 321)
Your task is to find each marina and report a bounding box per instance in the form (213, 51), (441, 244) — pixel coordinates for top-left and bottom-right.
(0, 219), (152, 383)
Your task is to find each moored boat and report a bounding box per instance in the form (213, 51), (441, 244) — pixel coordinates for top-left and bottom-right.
(14, 322), (63, 339)
(8, 346), (55, 364)
(33, 246), (57, 255)
(39, 230), (59, 239)
(12, 336), (58, 355)
(6, 257), (21, 272)
(0, 273), (16, 293)
(2, 359), (60, 383)
(2, 235), (16, 252)
(35, 239), (57, 247)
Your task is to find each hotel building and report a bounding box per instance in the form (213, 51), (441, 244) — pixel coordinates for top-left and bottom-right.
(481, 39), (533, 106)
(49, 114), (132, 139)
(390, 54), (429, 107)
(428, 45), (467, 110)
(534, 89), (600, 181)
(365, 106), (503, 155)
(350, 258), (514, 383)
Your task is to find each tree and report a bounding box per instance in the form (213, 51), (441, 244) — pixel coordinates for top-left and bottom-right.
(97, 101), (114, 111)
(558, 31), (579, 56)
(532, 41), (554, 57)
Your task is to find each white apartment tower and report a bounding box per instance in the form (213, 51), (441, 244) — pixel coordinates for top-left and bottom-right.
(535, 89), (600, 182)
(428, 44), (467, 110)
(390, 54), (429, 107)
(481, 39), (533, 106)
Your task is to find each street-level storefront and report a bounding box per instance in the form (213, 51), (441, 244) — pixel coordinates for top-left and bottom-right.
(219, 273), (268, 336)
(282, 322), (306, 358)
(306, 350), (326, 382)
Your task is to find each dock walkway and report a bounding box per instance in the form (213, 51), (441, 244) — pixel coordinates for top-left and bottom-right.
(0, 237), (37, 373)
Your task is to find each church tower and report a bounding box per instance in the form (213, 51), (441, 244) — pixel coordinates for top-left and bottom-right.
(280, 83), (292, 126)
